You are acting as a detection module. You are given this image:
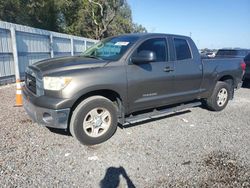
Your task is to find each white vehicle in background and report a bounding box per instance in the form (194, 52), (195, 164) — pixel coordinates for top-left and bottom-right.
(206, 52), (216, 58)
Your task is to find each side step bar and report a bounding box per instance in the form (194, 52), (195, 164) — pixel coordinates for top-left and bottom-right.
(124, 101), (201, 125)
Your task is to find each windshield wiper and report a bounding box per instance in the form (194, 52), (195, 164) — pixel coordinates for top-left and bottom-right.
(82, 55), (102, 60)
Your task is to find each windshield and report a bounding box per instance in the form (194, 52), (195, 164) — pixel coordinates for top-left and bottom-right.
(82, 36), (139, 61)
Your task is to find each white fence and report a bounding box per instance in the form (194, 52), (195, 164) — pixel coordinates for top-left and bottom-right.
(0, 21), (97, 84)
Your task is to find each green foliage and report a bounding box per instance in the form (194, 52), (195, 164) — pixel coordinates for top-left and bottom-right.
(0, 0), (26, 24)
(107, 1), (133, 36)
(26, 0), (59, 31)
(132, 23), (148, 33)
(0, 0), (147, 39)
(0, 0), (59, 31)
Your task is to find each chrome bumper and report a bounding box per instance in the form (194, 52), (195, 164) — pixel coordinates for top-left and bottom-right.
(23, 93), (70, 129)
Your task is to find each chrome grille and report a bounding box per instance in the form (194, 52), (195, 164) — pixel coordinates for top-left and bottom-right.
(25, 73), (36, 94)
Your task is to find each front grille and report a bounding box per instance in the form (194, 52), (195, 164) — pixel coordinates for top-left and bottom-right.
(25, 73), (36, 94)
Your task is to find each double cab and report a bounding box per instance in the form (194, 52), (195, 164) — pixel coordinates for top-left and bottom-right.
(23, 33), (245, 145)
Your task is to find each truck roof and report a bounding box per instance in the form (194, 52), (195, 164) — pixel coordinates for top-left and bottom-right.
(114, 33), (190, 40)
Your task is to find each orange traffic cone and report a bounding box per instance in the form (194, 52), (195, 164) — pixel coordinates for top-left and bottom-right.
(15, 79), (23, 107)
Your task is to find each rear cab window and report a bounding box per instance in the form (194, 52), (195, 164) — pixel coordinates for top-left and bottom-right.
(174, 38), (192, 60)
(216, 50), (237, 57)
(216, 49), (250, 57)
(237, 50), (250, 57)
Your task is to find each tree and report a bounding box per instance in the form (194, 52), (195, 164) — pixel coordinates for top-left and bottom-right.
(25, 0), (60, 31)
(0, 0), (147, 39)
(80, 0), (147, 39)
(107, 1), (133, 36)
(0, 0), (60, 31)
(132, 23), (147, 33)
(85, 0), (124, 39)
(0, 0), (27, 24)
(56, 0), (83, 34)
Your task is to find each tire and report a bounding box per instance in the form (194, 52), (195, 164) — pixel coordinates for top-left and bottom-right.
(70, 96), (118, 145)
(206, 81), (231, 111)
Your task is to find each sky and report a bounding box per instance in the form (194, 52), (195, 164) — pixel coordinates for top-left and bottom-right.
(127, 0), (250, 49)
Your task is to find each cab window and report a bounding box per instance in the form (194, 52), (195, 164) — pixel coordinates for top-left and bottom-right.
(174, 38), (192, 60)
(135, 38), (168, 62)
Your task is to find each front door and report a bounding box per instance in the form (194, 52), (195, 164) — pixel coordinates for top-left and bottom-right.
(126, 37), (175, 112)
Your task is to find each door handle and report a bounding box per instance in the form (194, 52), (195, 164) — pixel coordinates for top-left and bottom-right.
(164, 66), (174, 72)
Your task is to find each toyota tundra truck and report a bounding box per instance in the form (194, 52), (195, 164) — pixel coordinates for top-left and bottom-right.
(22, 33), (245, 145)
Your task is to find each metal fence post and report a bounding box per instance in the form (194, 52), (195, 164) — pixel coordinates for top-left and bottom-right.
(84, 40), (87, 51)
(71, 37), (74, 56)
(50, 34), (54, 58)
(0, 21), (98, 84)
(10, 27), (20, 81)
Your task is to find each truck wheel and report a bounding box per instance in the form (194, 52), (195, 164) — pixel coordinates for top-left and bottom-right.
(206, 81), (231, 111)
(70, 96), (118, 145)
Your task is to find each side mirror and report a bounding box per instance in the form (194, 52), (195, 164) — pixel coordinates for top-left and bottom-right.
(131, 50), (156, 64)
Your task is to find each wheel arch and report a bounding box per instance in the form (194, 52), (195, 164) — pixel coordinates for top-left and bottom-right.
(67, 89), (125, 130)
(217, 75), (235, 99)
(218, 75), (235, 86)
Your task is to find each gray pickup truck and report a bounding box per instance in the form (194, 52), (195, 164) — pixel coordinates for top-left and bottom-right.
(23, 33), (245, 145)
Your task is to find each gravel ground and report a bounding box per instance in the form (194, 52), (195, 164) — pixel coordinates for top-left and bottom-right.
(0, 84), (250, 187)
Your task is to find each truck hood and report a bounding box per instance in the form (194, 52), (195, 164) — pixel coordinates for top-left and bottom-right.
(31, 56), (109, 75)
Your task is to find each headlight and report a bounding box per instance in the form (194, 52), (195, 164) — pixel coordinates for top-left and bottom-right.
(43, 77), (72, 91)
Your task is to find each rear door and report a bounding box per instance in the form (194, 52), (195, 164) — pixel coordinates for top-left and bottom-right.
(171, 37), (203, 101)
(126, 37), (175, 112)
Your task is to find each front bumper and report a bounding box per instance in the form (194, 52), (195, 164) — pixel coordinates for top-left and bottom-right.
(22, 89), (70, 129)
